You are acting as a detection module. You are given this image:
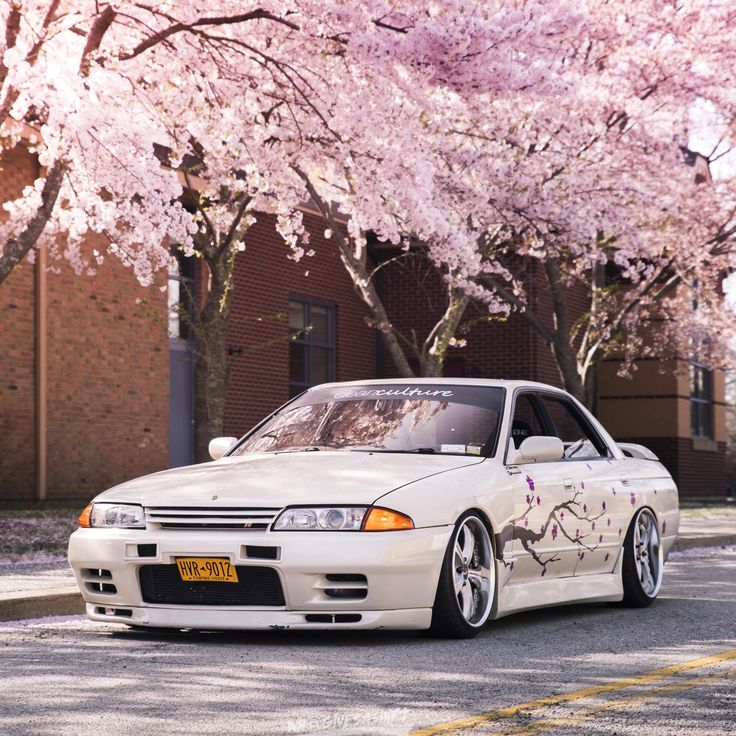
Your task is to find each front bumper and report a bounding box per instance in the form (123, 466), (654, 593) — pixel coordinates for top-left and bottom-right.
(68, 526), (452, 630)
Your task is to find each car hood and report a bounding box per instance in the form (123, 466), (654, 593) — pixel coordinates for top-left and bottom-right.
(95, 451), (485, 507)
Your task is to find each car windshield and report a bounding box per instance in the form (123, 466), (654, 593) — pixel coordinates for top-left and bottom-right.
(230, 384), (504, 456)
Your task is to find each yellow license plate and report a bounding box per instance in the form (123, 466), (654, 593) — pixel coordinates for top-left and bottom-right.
(176, 557), (238, 583)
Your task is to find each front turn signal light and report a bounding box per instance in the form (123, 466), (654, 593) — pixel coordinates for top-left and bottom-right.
(78, 502), (93, 528)
(363, 507), (414, 531)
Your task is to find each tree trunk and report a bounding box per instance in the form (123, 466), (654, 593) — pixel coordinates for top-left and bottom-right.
(543, 260), (592, 408)
(0, 160), (65, 286)
(421, 287), (469, 377)
(193, 245), (237, 462)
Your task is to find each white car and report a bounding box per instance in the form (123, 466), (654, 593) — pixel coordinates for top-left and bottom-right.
(68, 379), (679, 638)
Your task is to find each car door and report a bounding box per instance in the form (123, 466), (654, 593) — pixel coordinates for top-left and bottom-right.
(535, 392), (623, 576)
(505, 392), (592, 582)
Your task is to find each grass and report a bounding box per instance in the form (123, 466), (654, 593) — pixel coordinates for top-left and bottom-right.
(0, 505), (81, 563)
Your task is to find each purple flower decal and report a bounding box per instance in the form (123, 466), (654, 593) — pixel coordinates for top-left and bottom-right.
(536, 495), (541, 506)
(662, 520), (667, 534)
(575, 528), (580, 538)
(591, 521), (596, 530)
(602, 501), (606, 511)
(509, 561), (515, 571)
(541, 525), (545, 533)
(541, 568), (546, 577)
(630, 492), (636, 506)
(560, 511), (565, 520)
(526, 495), (531, 504)
(607, 518), (612, 527)
(618, 528), (623, 537)
(524, 518), (529, 528)
(581, 481), (586, 490)
(525, 475), (535, 491)
(586, 463), (593, 471)
(551, 523), (558, 540)
(598, 534), (603, 543)
(604, 553), (610, 562)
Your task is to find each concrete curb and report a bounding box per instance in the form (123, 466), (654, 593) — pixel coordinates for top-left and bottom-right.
(671, 534), (736, 553)
(0, 587), (83, 622)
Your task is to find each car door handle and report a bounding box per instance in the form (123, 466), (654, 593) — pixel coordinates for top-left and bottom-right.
(620, 475), (630, 486)
(563, 478), (574, 490)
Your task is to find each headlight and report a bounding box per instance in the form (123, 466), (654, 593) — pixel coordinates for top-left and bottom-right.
(78, 502), (145, 529)
(272, 506), (414, 531)
(273, 507), (367, 531)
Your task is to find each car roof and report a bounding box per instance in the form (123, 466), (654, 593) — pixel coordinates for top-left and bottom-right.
(310, 378), (567, 393)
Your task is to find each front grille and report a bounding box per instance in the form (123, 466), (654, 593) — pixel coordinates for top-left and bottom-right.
(145, 506), (280, 531)
(138, 565), (285, 606)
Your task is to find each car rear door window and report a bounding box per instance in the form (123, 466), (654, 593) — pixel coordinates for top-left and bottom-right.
(539, 395), (610, 459)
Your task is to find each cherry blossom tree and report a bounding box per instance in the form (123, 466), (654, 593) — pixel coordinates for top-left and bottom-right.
(429, 0), (736, 406)
(2, 0), (735, 459)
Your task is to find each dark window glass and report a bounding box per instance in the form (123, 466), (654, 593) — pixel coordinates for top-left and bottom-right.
(510, 394), (545, 449)
(690, 365), (713, 438)
(288, 299), (335, 396)
(232, 384), (504, 457)
(540, 395), (609, 459)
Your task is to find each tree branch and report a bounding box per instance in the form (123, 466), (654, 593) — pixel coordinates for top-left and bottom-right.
(120, 9), (299, 60)
(0, 160), (66, 285)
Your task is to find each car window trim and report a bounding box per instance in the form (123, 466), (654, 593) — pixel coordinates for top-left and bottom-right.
(536, 390), (612, 460)
(504, 388), (613, 464)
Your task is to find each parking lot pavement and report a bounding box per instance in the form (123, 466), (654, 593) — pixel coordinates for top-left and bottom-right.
(0, 546), (734, 736)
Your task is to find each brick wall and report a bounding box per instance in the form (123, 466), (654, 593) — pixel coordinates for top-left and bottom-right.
(0, 147), (37, 496)
(0, 145), (169, 500)
(376, 253), (566, 386)
(222, 211), (377, 435)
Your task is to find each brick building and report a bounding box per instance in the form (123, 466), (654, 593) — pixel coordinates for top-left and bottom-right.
(0, 145), (727, 501)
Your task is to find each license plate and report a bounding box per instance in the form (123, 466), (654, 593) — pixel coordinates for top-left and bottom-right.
(176, 557), (238, 583)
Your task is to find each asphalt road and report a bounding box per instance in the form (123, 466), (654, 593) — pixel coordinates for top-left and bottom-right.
(1, 547), (734, 736)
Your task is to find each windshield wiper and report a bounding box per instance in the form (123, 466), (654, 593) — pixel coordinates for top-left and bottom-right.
(353, 447), (438, 454)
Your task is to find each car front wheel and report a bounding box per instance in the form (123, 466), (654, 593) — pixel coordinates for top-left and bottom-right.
(430, 512), (496, 638)
(621, 507), (663, 607)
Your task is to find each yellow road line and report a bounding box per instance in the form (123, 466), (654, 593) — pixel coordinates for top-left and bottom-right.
(410, 649), (736, 736)
(487, 671), (732, 736)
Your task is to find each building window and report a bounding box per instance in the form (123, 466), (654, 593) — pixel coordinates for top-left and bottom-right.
(168, 251), (196, 341)
(288, 299), (335, 397)
(690, 364), (713, 439)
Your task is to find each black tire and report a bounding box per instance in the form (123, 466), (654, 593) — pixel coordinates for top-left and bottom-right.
(429, 511), (496, 639)
(621, 507), (663, 608)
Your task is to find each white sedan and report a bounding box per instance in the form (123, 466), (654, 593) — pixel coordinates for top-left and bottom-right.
(68, 379), (679, 638)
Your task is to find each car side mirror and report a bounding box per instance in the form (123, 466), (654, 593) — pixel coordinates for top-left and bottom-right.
(516, 436), (564, 463)
(208, 436), (238, 460)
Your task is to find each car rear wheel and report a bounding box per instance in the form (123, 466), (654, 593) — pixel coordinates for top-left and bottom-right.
(621, 507), (663, 607)
(430, 512), (495, 638)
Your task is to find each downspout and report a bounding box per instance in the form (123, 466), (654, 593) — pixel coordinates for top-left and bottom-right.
(34, 162), (47, 501)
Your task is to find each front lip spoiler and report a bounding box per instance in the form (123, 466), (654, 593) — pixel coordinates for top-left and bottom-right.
(84, 603), (433, 630)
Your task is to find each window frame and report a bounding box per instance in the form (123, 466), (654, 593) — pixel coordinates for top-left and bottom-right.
(288, 296), (337, 396)
(690, 363), (714, 439)
(504, 389), (612, 464)
(167, 250), (197, 343)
